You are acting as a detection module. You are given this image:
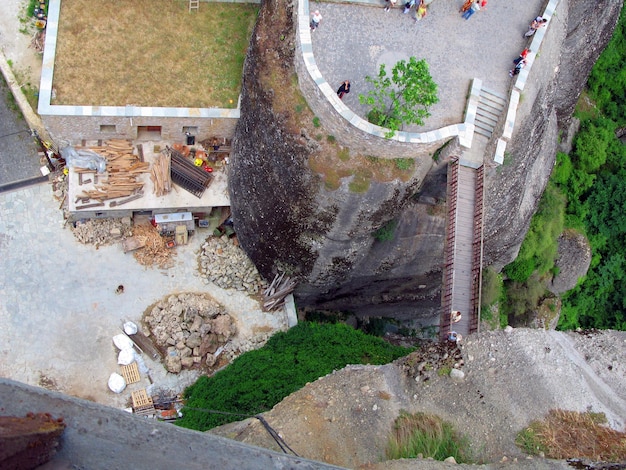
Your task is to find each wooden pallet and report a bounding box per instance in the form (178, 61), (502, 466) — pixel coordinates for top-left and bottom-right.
(132, 389), (156, 416)
(120, 362), (140, 384)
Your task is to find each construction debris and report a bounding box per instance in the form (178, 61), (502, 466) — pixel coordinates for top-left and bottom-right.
(131, 223), (175, 269)
(143, 293), (236, 372)
(72, 217), (133, 245)
(263, 272), (296, 311)
(77, 140), (150, 204)
(199, 236), (268, 294)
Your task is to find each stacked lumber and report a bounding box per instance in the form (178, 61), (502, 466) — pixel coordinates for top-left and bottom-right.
(150, 152), (172, 197)
(78, 140), (150, 204)
(263, 272), (296, 311)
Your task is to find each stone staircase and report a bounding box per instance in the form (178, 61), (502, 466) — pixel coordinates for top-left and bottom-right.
(475, 86), (507, 139)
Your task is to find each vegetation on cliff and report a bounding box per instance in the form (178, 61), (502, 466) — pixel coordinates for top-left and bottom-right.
(501, 6), (626, 330)
(177, 322), (412, 431)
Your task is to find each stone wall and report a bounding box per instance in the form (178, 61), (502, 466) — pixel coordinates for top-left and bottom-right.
(41, 114), (237, 146)
(0, 378), (337, 469)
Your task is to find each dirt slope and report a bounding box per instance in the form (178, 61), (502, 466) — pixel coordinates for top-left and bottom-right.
(210, 328), (626, 469)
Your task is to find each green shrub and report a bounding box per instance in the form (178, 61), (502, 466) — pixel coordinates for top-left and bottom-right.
(177, 322), (412, 431)
(373, 219), (398, 242)
(480, 267), (502, 309)
(386, 412), (472, 463)
(312, 116), (321, 128)
(395, 158), (414, 171)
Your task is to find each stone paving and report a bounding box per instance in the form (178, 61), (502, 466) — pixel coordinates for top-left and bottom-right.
(309, 0), (545, 133)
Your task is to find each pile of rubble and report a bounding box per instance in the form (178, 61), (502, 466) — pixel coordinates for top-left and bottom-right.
(143, 293), (236, 373)
(71, 217), (133, 245)
(199, 236), (268, 294)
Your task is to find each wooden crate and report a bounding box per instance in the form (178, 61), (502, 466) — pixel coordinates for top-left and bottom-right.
(132, 389), (156, 417)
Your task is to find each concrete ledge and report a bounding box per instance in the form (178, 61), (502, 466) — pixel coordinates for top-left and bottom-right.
(0, 378), (342, 470)
(494, 138), (506, 164)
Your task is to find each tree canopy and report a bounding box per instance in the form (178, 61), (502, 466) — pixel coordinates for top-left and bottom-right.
(359, 57), (439, 138)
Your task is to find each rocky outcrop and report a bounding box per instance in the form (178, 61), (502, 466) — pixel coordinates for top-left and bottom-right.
(548, 229), (592, 295)
(230, 0), (622, 323)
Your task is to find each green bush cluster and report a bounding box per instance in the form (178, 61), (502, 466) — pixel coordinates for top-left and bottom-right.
(504, 182), (565, 284)
(176, 322), (412, 431)
(556, 8), (626, 330)
(373, 219), (398, 242)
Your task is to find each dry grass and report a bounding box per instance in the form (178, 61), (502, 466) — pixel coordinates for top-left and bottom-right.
(516, 409), (626, 461)
(53, 0), (258, 107)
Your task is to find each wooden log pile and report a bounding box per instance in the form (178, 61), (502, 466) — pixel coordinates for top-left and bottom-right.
(150, 152), (172, 197)
(78, 140), (150, 203)
(263, 272), (296, 311)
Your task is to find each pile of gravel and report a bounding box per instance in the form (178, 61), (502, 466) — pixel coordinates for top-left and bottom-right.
(71, 217), (133, 245)
(199, 236), (268, 294)
(143, 293), (236, 373)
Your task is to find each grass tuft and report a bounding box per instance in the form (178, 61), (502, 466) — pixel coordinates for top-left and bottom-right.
(516, 410), (626, 461)
(386, 411), (473, 463)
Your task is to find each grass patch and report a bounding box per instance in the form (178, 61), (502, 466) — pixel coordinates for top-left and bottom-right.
(53, 0), (258, 107)
(386, 412), (473, 463)
(395, 158), (414, 171)
(177, 322), (412, 431)
(516, 410), (626, 461)
(348, 167), (373, 193)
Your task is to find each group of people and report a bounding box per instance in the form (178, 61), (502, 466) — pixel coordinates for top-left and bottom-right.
(508, 15), (547, 77)
(384, 0), (432, 23)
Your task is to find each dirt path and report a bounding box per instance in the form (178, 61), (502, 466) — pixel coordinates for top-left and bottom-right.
(0, 0), (43, 83)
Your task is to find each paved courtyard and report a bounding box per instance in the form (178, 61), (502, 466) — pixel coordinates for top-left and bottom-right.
(311, 0), (545, 131)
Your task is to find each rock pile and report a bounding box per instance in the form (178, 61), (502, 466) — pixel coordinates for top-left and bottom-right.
(199, 236), (268, 294)
(143, 293), (236, 373)
(72, 217), (133, 245)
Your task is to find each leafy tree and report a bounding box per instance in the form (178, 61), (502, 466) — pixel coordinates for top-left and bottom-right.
(359, 57), (439, 138)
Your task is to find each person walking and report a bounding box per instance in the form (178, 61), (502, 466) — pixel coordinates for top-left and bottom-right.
(524, 17), (547, 37)
(310, 10), (322, 31)
(414, 0), (427, 21)
(337, 80), (351, 99)
(384, 0), (397, 12)
(514, 48), (529, 65)
(459, 0), (473, 13)
(403, 0), (415, 15)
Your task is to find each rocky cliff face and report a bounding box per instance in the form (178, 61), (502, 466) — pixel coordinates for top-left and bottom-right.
(230, 0), (622, 324)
